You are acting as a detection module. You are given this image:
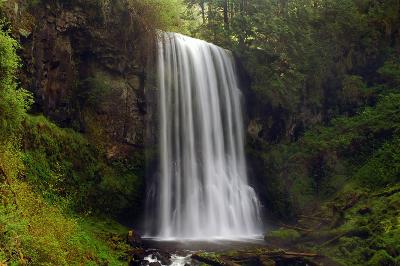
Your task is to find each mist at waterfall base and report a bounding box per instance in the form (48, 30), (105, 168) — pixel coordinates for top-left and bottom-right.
(145, 32), (262, 241)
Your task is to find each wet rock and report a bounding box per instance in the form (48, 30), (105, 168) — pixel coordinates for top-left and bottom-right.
(129, 247), (146, 260)
(259, 255), (276, 266)
(152, 251), (171, 265)
(129, 260), (149, 266)
(149, 262), (161, 266)
(127, 230), (142, 247)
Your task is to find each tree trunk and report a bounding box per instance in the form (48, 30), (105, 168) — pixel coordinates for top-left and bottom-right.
(200, 0), (205, 24)
(279, 0), (288, 15)
(223, 0), (229, 29)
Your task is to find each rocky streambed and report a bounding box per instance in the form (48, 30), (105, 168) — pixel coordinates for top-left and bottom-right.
(126, 232), (327, 266)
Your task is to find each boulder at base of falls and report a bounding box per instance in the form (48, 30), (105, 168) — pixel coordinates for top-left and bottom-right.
(127, 230), (142, 247)
(144, 250), (172, 265)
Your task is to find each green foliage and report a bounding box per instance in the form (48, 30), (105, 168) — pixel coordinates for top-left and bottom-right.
(302, 93), (400, 155)
(0, 181), (77, 265)
(130, 0), (187, 32)
(0, 23), (132, 265)
(378, 57), (400, 88)
(195, 252), (224, 264)
(249, 92), (400, 218)
(185, 0), (399, 124)
(368, 250), (396, 266)
(187, 5), (400, 266)
(0, 183), (130, 265)
(254, 90), (400, 263)
(22, 115), (144, 216)
(356, 137), (400, 188)
(93, 0), (188, 33)
(265, 229), (301, 242)
(316, 186), (400, 265)
(341, 75), (371, 112)
(0, 25), (32, 141)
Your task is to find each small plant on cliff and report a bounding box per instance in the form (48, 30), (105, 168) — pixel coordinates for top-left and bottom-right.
(0, 25), (32, 141)
(124, 0), (186, 32)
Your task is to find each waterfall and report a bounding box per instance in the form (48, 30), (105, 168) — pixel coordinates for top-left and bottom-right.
(150, 32), (261, 239)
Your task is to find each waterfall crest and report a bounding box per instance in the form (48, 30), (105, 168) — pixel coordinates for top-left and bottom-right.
(151, 32), (261, 239)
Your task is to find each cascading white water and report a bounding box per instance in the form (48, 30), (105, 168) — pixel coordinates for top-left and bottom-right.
(153, 32), (261, 239)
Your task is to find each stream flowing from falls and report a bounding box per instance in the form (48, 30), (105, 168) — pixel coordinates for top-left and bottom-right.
(147, 32), (262, 240)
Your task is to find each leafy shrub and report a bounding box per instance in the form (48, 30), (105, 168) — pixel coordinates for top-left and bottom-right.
(126, 0), (186, 32)
(0, 24), (32, 141)
(250, 92), (400, 220)
(378, 58), (400, 88)
(356, 137), (400, 188)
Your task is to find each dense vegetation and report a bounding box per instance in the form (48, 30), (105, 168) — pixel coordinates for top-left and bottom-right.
(185, 0), (399, 116)
(0, 18), (133, 266)
(182, 0), (400, 264)
(1, 0), (399, 265)
(0, 0), (179, 264)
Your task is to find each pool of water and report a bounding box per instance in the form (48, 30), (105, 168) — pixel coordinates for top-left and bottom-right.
(143, 236), (266, 252)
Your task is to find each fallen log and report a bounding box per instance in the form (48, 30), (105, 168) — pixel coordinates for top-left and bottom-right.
(298, 215), (331, 222)
(191, 253), (225, 266)
(319, 232), (347, 248)
(282, 251), (319, 257)
(373, 187), (400, 197)
(192, 250), (320, 266)
(342, 194), (360, 211)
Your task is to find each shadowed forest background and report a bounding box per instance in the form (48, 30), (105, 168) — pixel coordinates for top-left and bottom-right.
(0, 0), (399, 265)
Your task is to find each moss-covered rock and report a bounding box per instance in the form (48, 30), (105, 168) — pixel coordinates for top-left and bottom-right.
(264, 229), (301, 243)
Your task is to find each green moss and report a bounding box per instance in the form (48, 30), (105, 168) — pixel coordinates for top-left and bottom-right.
(378, 57), (400, 88)
(71, 217), (131, 266)
(368, 250), (396, 266)
(314, 184), (400, 265)
(0, 7), (143, 265)
(22, 115), (144, 216)
(265, 229), (301, 242)
(355, 137), (400, 188)
(0, 26), (141, 264)
(0, 179), (130, 265)
(195, 252), (224, 264)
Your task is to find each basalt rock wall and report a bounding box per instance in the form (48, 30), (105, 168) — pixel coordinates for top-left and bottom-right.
(3, 0), (155, 159)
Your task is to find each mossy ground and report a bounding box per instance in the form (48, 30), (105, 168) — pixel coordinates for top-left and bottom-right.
(317, 185), (400, 265)
(256, 63), (400, 265)
(1, 114), (140, 265)
(262, 181), (400, 265)
(0, 190), (131, 265)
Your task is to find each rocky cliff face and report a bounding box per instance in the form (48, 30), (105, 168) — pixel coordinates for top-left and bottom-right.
(4, 0), (154, 158)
